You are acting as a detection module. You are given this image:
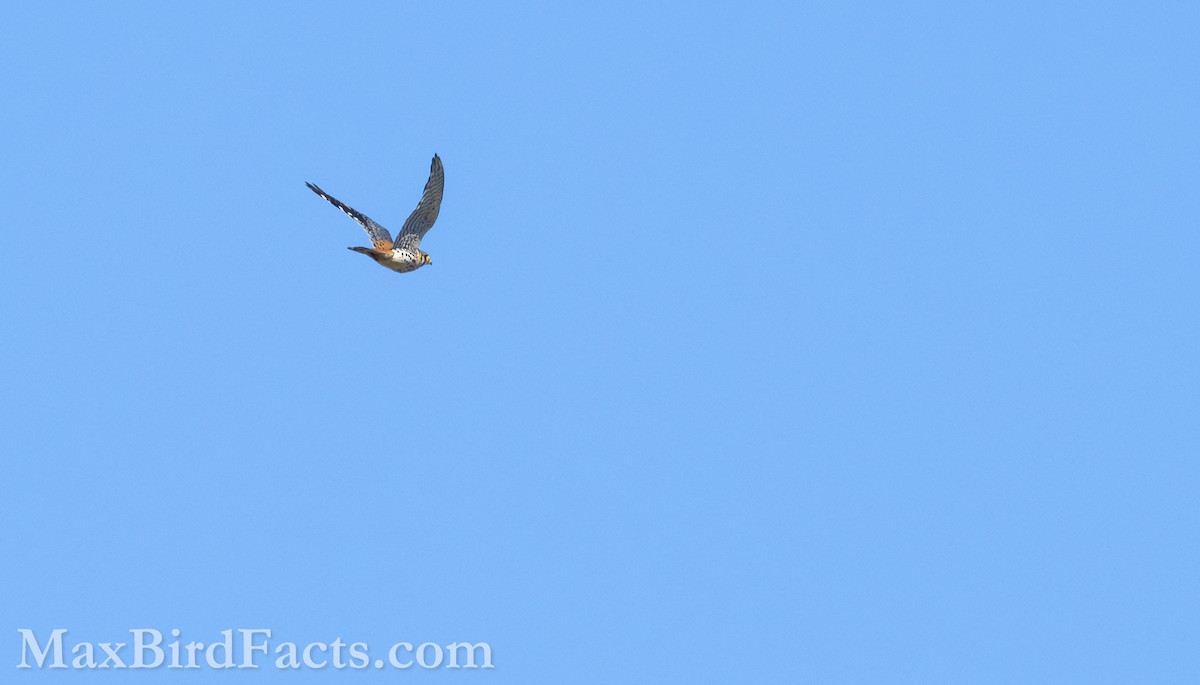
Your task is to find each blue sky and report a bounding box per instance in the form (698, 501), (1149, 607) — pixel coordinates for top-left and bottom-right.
(1, 1), (1197, 682)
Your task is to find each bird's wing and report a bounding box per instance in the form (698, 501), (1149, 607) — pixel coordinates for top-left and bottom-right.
(306, 182), (394, 251)
(395, 154), (444, 250)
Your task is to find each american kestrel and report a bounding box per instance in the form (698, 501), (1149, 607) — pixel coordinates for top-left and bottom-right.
(306, 154), (444, 273)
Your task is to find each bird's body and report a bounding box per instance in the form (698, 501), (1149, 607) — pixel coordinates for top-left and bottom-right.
(307, 154), (444, 273)
(347, 245), (427, 273)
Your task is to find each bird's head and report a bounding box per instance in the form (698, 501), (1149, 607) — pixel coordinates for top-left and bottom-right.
(422, 253), (433, 266)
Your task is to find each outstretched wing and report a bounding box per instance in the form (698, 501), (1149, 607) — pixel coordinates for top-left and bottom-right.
(306, 182), (394, 251)
(395, 154), (444, 250)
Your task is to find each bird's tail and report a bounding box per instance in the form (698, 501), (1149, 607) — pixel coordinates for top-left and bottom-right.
(348, 246), (374, 255)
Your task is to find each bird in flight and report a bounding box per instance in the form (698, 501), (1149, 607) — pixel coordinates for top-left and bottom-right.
(306, 154), (444, 273)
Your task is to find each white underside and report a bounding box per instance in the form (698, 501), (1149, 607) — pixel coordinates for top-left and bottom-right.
(381, 249), (424, 272)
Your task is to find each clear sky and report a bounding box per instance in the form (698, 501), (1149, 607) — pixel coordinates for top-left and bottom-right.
(1, 1), (1197, 682)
